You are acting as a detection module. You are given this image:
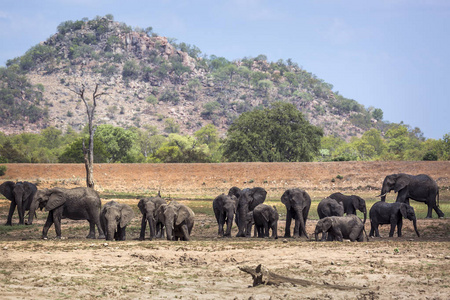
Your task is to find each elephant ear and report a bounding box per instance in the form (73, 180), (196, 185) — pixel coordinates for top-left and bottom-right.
(394, 175), (409, 193)
(399, 204), (408, 219)
(281, 190), (291, 210)
(175, 206), (191, 226)
(351, 197), (359, 211)
(45, 190), (67, 211)
(323, 217), (333, 231)
(137, 199), (146, 214)
(120, 204), (135, 228)
(0, 181), (16, 201)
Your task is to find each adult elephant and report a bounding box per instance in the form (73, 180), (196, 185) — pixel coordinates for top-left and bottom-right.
(156, 201), (195, 241)
(213, 194), (238, 237)
(369, 201), (420, 238)
(253, 204), (278, 239)
(378, 173), (444, 218)
(100, 200), (135, 241)
(315, 215), (365, 242)
(35, 187), (105, 239)
(228, 187), (267, 237)
(0, 181), (38, 225)
(281, 188), (311, 238)
(317, 197), (344, 219)
(138, 196), (167, 240)
(329, 192), (367, 223)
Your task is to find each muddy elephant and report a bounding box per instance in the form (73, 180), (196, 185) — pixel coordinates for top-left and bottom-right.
(329, 192), (367, 223)
(228, 187), (267, 237)
(35, 187), (105, 239)
(253, 204), (278, 239)
(378, 173), (444, 218)
(138, 196), (167, 240)
(369, 201), (420, 238)
(0, 181), (37, 225)
(156, 201), (195, 241)
(213, 194), (238, 237)
(314, 215), (365, 242)
(281, 188), (311, 238)
(100, 200), (135, 241)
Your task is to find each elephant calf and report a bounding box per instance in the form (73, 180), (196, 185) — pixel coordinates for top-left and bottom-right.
(253, 204), (278, 239)
(315, 215), (365, 242)
(369, 201), (420, 238)
(100, 201), (135, 241)
(213, 194), (238, 237)
(157, 201), (195, 241)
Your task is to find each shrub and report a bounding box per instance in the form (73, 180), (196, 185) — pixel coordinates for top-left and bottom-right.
(0, 165), (7, 176)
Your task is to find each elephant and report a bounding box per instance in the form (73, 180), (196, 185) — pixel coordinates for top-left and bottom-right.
(156, 201), (195, 241)
(317, 197), (344, 219)
(316, 197), (344, 241)
(281, 188), (311, 238)
(378, 173), (444, 218)
(100, 201), (135, 241)
(0, 181), (38, 225)
(253, 204), (278, 239)
(228, 187), (267, 237)
(314, 215), (365, 242)
(138, 196), (167, 240)
(35, 187), (105, 239)
(369, 201), (420, 238)
(213, 194), (238, 237)
(329, 192), (367, 223)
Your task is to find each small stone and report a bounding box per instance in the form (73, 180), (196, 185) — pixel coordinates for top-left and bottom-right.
(330, 261), (335, 265)
(103, 243), (109, 247)
(426, 254), (434, 258)
(2, 246), (8, 250)
(444, 256), (450, 260)
(283, 239), (288, 243)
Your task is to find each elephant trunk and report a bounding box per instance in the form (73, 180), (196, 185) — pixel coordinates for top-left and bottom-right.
(294, 206), (308, 238)
(165, 221), (174, 241)
(106, 222), (116, 241)
(272, 222), (278, 239)
(236, 205), (248, 237)
(413, 218), (420, 237)
(314, 229), (320, 241)
(362, 209), (367, 224)
(147, 215), (155, 240)
(26, 198), (38, 225)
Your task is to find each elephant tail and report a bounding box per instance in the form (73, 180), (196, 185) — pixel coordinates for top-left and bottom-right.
(437, 189), (440, 208)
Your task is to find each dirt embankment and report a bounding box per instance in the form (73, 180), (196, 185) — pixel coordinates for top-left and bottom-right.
(2, 161), (450, 198)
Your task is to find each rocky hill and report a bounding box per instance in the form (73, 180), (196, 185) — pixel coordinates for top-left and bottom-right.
(1, 16), (385, 139)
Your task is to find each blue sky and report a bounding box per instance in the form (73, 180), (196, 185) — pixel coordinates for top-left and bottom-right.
(0, 0), (449, 139)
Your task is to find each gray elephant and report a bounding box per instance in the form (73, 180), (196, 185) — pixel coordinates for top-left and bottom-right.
(314, 215), (365, 242)
(138, 196), (167, 240)
(228, 187), (267, 237)
(0, 181), (37, 225)
(156, 201), (195, 241)
(213, 194), (238, 237)
(35, 187), (105, 239)
(253, 204), (278, 239)
(281, 188), (311, 238)
(317, 197), (344, 219)
(329, 192), (367, 223)
(100, 200), (135, 241)
(378, 173), (444, 218)
(369, 201), (420, 238)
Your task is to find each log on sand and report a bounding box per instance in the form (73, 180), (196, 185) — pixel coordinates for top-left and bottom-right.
(238, 264), (366, 290)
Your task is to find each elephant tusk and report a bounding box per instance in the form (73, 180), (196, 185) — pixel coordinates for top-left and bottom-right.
(376, 193), (387, 198)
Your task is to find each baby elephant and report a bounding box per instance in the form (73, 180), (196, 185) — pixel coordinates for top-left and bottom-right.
(213, 194), (237, 237)
(100, 201), (135, 241)
(253, 204), (279, 239)
(315, 215), (365, 242)
(369, 201), (420, 238)
(317, 197), (344, 219)
(156, 201), (195, 241)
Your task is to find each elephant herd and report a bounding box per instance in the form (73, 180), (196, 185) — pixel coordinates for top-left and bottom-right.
(0, 173), (444, 242)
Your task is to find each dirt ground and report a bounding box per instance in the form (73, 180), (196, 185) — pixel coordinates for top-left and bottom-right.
(0, 162), (449, 299)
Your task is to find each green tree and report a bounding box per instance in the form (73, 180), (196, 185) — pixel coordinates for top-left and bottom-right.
(223, 102), (323, 162)
(194, 124), (222, 162)
(95, 125), (136, 162)
(152, 134), (211, 163)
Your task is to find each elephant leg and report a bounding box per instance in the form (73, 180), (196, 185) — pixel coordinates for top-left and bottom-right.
(284, 210), (292, 237)
(433, 205), (445, 218)
(5, 201), (16, 225)
(264, 223), (269, 238)
(389, 219), (397, 237)
(53, 212), (62, 239)
(332, 228), (343, 242)
(224, 216), (233, 237)
(42, 212), (54, 239)
(16, 199), (24, 225)
(397, 219), (403, 237)
(180, 224), (190, 241)
(118, 226), (126, 241)
(139, 215), (147, 240)
(86, 221), (97, 239)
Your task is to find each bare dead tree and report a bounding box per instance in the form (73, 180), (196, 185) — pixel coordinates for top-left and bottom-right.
(69, 84), (107, 188)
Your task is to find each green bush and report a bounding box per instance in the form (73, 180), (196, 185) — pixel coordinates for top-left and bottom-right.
(0, 165), (7, 176)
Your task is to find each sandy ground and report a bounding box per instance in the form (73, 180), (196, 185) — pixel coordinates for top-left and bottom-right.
(0, 162), (449, 299)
